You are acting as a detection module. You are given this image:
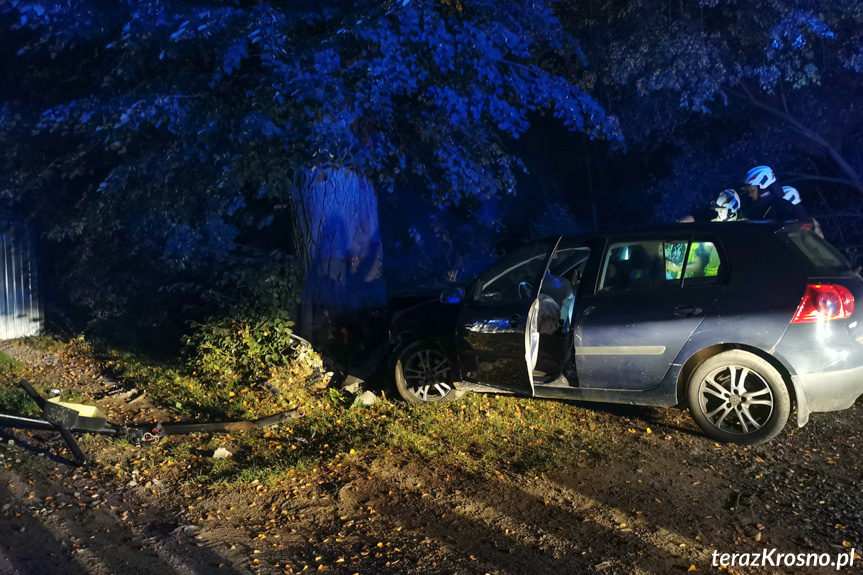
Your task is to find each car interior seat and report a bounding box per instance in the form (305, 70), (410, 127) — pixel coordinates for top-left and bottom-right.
(625, 245), (654, 287)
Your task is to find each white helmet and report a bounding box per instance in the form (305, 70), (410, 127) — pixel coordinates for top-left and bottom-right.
(782, 185), (801, 205)
(712, 189), (740, 221)
(745, 165), (776, 189)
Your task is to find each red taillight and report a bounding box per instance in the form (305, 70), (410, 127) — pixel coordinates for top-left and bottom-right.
(792, 284), (855, 323)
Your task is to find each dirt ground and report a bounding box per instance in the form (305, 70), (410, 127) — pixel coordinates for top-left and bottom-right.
(0, 340), (861, 575)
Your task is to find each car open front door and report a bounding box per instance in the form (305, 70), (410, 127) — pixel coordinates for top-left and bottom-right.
(456, 238), (562, 396)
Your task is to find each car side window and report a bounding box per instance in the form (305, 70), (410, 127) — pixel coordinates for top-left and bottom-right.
(478, 246), (587, 304)
(683, 241), (722, 280)
(662, 241), (690, 281)
(479, 253), (548, 303)
(600, 239), (724, 293)
(600, 240), (689, 292)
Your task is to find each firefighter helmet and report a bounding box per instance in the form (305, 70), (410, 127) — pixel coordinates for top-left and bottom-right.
(712, 189), (740, 221)
(782, 186), (802, 205)
(745, 165), (777, 189)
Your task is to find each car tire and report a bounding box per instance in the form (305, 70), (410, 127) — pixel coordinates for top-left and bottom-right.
(394, 340), (464, 405)
(687, 350), (790, 445)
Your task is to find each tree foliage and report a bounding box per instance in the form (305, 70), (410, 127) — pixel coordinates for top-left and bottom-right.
(559, 0), (863, 228)
(0, 0), (619, 336)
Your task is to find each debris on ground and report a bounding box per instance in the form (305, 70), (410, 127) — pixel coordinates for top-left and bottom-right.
(356, 390), (377, 406)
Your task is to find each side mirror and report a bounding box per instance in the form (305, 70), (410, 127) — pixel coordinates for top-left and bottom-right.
(440, 286), (464, 304)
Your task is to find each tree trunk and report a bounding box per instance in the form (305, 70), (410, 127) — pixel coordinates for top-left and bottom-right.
(291, 167), (387, 339)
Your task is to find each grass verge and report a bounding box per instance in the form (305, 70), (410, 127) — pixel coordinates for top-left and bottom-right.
(0, 351), (37, 416)
(4, 336), (620, 488)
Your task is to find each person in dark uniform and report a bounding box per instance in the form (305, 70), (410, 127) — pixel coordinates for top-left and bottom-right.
(782, 185), (824, 237)
(740, 165), (797, 222)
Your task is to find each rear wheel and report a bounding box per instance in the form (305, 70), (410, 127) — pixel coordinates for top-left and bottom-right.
(394, 340), (464, 405)
(687, 350), (790, 445)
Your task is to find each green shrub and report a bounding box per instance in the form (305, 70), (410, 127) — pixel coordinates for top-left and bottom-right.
(0, 386), (38, 416)
(0, 352), (24, 376)
(0, 350), (36, 416)
(187, 310), (301, 383)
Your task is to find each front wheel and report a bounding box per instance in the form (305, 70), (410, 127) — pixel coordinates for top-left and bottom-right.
(394, 340), (465, 405)
(687, 350), (790, 445)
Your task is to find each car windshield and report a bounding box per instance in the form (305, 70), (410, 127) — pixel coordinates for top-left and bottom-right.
(781, 231), (852, 275)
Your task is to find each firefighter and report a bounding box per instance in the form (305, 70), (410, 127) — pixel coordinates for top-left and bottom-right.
(741, 165), (796, 222)
(677, 189), (740, 223)
(783, 185), (824, 237)
(711, 189), (740, 222)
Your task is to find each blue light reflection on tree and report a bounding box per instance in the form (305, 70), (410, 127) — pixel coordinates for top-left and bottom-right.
(0, 0), (621, 335)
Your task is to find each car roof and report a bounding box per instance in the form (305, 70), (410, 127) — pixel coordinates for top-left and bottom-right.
(547, 221), (805, 245)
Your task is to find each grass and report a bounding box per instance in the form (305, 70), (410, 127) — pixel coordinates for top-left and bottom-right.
(148, 391), (615, 486)
(0, 351), (38, 416)
(5, 335), (621, 488)
(19, 335), (66, 353)
(0, 351), (24, 375)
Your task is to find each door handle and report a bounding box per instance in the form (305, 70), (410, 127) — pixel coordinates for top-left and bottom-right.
(509, 314), (522, 328)
(673, 305), (702, 318)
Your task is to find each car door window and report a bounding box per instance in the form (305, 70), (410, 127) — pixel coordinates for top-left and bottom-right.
(601, 240), (685, 292)
(478, 250), (548, 303)
(600, 239), (724, 293)
(683, 241), (722, 279)
(662, 241), (691, 281)
(478, 246), (585, 304)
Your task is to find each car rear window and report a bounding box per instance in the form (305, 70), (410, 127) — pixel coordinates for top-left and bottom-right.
(781, 232), (852, 275)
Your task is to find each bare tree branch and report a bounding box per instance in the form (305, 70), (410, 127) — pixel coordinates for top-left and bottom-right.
(725, 84), (863, 193)
(783, 172), (860, 187)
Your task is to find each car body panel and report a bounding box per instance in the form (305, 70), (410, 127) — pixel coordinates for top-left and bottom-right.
(458, 298), (537, 394)
(653, 225), (806, 392)
(574, 281), (725, 392)
(388, 222), (863, 432)
(572, 232), (725, 392)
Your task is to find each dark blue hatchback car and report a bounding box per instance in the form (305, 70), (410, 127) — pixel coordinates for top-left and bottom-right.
(388, 222), (863, 444)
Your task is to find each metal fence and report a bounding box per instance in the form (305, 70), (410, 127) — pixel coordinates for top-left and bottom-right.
(0, 219), (42, 339)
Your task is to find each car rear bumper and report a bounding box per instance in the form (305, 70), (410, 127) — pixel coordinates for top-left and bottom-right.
(791, 365), (863, 427)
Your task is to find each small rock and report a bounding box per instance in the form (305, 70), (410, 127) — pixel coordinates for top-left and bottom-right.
(2, 504), (10, 512)
(357, 391), (377, 406)
(213, 447), (232, 459)
(171, 525), (201, 536)
(340, 375), (364, 394)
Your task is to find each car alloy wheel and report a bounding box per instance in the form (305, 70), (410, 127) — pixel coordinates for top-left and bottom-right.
(394, 341), (463, 404)
(697, 365), (773, 433)
(688, 350), (790, 445)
